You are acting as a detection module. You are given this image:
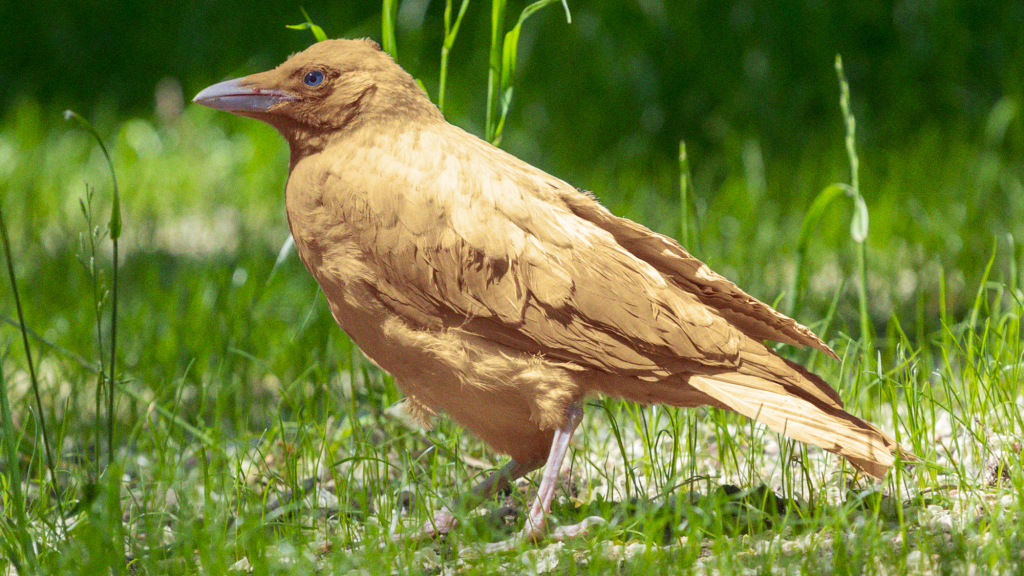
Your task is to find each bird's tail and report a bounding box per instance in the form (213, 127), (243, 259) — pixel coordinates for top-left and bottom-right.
(686, 368), (913, 479)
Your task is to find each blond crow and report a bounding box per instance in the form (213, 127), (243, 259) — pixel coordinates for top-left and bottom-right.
(194, 39), (912, 549)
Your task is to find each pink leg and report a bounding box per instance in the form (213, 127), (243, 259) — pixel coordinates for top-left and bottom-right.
(483, 402), (605, 553)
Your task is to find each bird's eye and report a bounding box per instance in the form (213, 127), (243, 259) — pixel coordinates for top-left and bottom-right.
(303, 70), (325, 87)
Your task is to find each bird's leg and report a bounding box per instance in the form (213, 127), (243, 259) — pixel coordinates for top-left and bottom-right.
(406, 456), (544, 541)
(482, 402), (606, 553)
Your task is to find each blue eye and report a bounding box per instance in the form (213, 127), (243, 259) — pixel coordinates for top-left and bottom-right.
(303, 70), (325, 86)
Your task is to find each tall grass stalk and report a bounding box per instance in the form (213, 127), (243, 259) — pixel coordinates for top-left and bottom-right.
(965, 240), (998, 368)
(485, 0), (571, 145)
(484, 0), (508, 144)
(77, 188), (107, 480)
(679, 139), (695, 249)
(65, 110), (122, 473)
(0, 203), (68, 542)
(787, 56), (872, 361)
(438, 0), (471, 113)
(381, 0), (399, 58)
(0, 316), (37, 572)
(834, 56), (872, 357)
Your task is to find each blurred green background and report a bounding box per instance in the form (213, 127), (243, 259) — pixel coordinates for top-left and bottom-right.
(1, 0), (1022, 428)
(3, 0), (1021, 276)
(4, 1), (1021, 151)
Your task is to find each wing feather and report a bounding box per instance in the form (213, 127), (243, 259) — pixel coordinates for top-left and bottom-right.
(558, 191), (839, 359)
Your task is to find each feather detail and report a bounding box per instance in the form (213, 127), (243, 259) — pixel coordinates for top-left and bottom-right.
(559, 191), (839, 360)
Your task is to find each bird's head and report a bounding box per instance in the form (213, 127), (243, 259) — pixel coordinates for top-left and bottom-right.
(193, 38), (440, 155)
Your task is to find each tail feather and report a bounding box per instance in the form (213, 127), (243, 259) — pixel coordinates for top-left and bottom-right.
(688, 372), (907, 479)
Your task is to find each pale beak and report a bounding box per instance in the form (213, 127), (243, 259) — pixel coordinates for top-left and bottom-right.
(192, 78), (298, 113)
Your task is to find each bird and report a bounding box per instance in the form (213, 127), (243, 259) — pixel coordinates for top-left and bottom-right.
(193, 38), (912, 549)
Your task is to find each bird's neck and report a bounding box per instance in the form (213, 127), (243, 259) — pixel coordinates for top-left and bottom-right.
(286, 130), (332, 171)
(285, 108), (444, 171)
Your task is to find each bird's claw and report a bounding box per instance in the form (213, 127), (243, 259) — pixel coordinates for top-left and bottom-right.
(385, 507), (459, 547)
(549, 515), (606, 541)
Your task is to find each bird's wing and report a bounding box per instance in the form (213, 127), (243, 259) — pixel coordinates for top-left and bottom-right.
(320, 125), (828, 381)
(557, 190), (839, 359)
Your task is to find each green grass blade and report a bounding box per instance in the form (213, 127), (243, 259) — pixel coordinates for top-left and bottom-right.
(485, 0), (507, 143)
(438, 0), (471, 113)
(286, 8), (328, 42)
(678, 139), (693, 248)
(787, 183), (846, 316)
(966, 239), (998, 364)
(488, 0), (570, 144)
(0, 204), (68, 540)
(0, 356), (37, 572)
(834, 55), (871, 355)
(835, 55), (859, 194)
(65, 110), (122, 473)
(382, 0), (399, 58)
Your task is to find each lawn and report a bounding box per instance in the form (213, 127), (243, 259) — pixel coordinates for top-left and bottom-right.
(1, 2), (1022, 574)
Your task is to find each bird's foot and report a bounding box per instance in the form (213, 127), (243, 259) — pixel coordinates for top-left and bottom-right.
(549, 515), (606, 540)
(479, 515), (606, 554)
(392, 507), (460, 543)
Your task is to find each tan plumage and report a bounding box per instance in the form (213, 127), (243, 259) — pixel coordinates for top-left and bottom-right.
(195, 38), (912, 543)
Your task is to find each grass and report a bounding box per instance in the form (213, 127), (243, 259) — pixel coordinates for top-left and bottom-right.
(1, 7), (1023, 576)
